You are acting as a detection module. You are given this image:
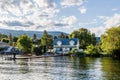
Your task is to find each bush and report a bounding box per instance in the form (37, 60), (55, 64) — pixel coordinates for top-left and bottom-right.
(85, 44), (101, 57)
(69, 48), (85, 56)
(32, 46), (43, 55)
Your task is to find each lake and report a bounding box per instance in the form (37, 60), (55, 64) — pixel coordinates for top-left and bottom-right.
(0, 56), (120, 80)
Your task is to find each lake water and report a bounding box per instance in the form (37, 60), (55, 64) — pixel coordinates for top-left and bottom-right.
(0, 56), (120, 80)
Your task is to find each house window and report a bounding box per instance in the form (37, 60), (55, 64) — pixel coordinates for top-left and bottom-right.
(57, 41), (62, 46)
(70, 40), (75, 45)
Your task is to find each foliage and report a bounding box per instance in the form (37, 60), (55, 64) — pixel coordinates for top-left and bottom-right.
(13, 36), (18, 42)
(31, 34), (40, 45)
(12, 36), (18, 46)
(1, 38), (9, 43)
(32, 34), (37, 40)
(31, 45), (43, 55)
(0, 34), (8, 42)
(0, 47), (4, 51)
(8, 33), (13, 46)
(69, 28), (96, 49)
(69, 48), (85, 56)
(101, 26), (120, 56)
(85, 44), (101, 56)
(41, 30), (53, 52)
(1, 34), (8, 38)
(59, 32), (66, 38)
(17, 34), (32, 53)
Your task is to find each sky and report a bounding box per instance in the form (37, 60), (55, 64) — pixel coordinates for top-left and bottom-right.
(0, 0), (120, 36)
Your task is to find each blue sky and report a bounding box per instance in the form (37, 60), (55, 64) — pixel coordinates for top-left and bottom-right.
(0, 0), (120, 36)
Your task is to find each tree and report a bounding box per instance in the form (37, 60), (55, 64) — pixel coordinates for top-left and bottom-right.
(59, 32), (66, 38)
(32, 34), (37, 40)
(17, 34), (32, 53)
(1, 38), (9, 43)
(31, 45), (43, 55)
(101, 26), (120, 57)
(85, 44), (101, 57)
(13, 36), (18, 47)
(0, 34), (8, 41)
(32, 34), (38, 44)
(69, 28), (96, 49)
(13, 36), (18, 42)
(54, 36), (58, 39)
(8, 33), (13, 46)
(41, 30), (53, 53)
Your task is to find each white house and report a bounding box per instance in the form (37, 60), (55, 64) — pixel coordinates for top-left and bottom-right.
(53, 38), (79, 54)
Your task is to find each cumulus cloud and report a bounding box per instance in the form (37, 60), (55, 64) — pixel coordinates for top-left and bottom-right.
(4, 21), (34, 27)
(88, 26), (105, 37)
(61, 16), (78, 25)
(104, 14), (120, 28)
(88, 14), (120, 36)
(0, 0), (59, 18)
(0, 0), (60, 30)
(79, 6), (87, 14)
(61, 0), (83, 7)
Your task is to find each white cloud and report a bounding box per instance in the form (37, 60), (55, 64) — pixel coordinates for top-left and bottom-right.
(79, 6), (87, 14)
(61, 16), (78, 25)
(61, 0), (83, 7)
(0, 0), (58, 18)
(104, 14), (120, 28)
(88, 14), (120, 36)
(88, 26), (106, 37)
(0, 0), (61, 31)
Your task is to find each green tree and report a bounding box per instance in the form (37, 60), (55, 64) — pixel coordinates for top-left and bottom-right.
(13, 36), (18, 47)
(1, 38), (9, 43)
(17, 34), (32, 53)
(69, 28), (96, 49)
(41, 30), (53, 53)
(32, 34), (38, 44)
(8, 33), (13, 46)
(85, 44), (101, 56)
(31, 45), (43, 55)
(59, 32), (66, 38)
(1, 34), (8, 38)
(13, 36), (18, 42)
(101, 26), (120, 56)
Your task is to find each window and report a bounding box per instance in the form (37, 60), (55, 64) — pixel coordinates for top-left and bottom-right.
(70, 40), (75, 45)
(57, 41), (62, 46)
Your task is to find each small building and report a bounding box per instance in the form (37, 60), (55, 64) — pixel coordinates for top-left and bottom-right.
(53, 38), (79, 54)
(0, 42), (8, 47)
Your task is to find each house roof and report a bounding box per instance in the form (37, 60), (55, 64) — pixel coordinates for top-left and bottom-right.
(53, 38), (79, 45)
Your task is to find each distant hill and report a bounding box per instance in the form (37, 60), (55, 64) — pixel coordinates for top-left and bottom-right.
(0, 29), (68, 38)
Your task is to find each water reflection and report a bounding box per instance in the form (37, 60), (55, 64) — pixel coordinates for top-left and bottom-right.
(0, 56), (120, 80)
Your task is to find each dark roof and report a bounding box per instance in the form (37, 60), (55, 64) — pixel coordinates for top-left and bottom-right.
(53, 38), (79, 45)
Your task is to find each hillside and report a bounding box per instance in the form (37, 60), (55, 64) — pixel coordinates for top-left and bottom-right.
(0, 29), (68, 38)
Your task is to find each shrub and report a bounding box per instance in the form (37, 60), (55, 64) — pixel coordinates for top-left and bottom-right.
(85, 44), (101, 57)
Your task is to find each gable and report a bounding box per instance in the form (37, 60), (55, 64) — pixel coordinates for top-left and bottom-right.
(53, 38), (79, 45)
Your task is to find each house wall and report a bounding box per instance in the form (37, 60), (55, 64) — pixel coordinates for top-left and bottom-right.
(53, 45), (78, 54)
